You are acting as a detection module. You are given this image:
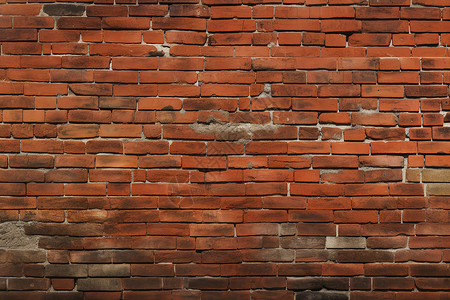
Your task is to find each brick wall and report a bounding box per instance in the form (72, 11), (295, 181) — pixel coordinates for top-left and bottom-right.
(0, 0), (450, 299)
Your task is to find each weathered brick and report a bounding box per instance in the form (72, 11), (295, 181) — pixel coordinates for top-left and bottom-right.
(77, 278), (122, 291)
(45, 265), (87, 277)
(423, 169), (450, 182)
(326, 237), (366, 249)
(427, 183), (450, 196)
(88, 264), (130, 277)
(43, 4), (85, 16)
(295, 291), (348, 300)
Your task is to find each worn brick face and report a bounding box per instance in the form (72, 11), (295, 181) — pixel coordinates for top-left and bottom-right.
(0, 0), (449, 298)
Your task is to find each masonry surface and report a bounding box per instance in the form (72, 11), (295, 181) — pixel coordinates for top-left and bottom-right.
(0, 0), (449, 299)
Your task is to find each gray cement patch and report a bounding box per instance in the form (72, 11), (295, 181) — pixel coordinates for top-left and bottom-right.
(0, 222), (39, 250)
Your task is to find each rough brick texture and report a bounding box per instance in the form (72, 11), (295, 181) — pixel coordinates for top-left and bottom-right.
(0, 0), (449, 299)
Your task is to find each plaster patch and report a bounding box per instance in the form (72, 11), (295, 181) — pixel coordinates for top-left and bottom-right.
(0, 222), (39, 250)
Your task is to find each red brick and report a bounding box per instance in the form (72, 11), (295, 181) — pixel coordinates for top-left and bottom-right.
(153, 17), (205, 32)
(273, 112), (318, 125)
(103, 17), (150, 30)
(57, 17), (101, 30)
(363, 224), (414, 236)
(323, 264), (364, 276)
(0, 4), (42, 15)
(367, 237), (408, 249)
(371, 141), (417, 154)
(52, 278), (74, 290)
(322, 20), (361, 32)
(0, 2), (448, 295)
(365, 263), (409, 277)
(190, 224), (234, 237)
(170, 4), (210, 18)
